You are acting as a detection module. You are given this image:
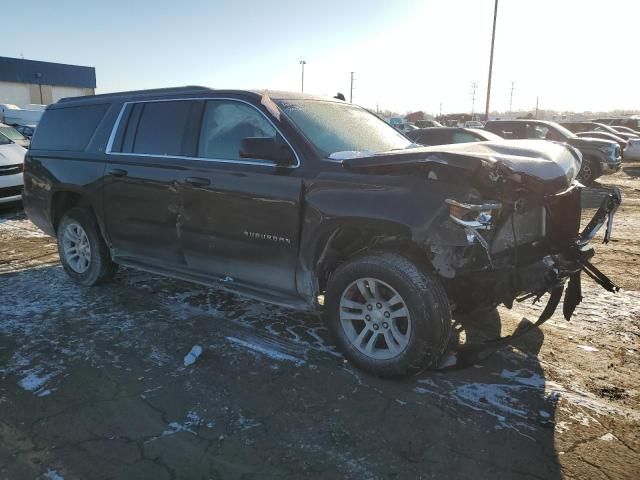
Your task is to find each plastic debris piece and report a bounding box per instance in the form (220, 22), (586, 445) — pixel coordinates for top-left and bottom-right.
(184, 345), (203, 366)
(577, 345), (598, 352)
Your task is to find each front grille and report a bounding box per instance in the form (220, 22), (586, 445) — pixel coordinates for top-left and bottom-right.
(0, 164), (23, 176)
(0, 185), (23, 198)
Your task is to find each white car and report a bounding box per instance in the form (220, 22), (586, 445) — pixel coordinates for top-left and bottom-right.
(0, 135), (26, 204)
(624, 138), (640, 161)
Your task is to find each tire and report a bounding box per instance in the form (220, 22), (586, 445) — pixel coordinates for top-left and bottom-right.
(325, 251), (452, 377)
(578, 156), (600, 185)
(56, 207), (117, 286)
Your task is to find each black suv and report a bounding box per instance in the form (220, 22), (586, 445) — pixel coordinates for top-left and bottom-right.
(485, 120), (622, 184)
(24, 87), (620, 376)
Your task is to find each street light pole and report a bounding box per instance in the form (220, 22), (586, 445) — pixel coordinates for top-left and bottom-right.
(484, 0), (498, 121)
(300, 60), (306, 93)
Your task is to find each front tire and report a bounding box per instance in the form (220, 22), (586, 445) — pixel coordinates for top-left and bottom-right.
(57, 207), (117, 286)
(325, 252), (452, 377)
(578, 157), (600, 185)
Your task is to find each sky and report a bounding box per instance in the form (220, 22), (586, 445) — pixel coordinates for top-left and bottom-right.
(2, 0), (639, 115)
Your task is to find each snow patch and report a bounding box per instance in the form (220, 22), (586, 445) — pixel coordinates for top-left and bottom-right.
(226, 336), (305, 365)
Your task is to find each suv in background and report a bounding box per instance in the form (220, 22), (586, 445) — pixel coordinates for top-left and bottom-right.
(24, 87), (620, 376)
(485, 119), (621, 184)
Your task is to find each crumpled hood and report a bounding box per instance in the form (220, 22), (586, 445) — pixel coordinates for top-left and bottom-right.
(0, 143), (26, 166)
(341, 140), (582, 195)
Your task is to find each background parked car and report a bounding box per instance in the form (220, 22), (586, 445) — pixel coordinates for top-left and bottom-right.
(575, 131), (628, 152)
(623, 138), (640, 160)
(593, 117), (640, 132)
(0, 132), (26, 204)
(13, 124), (36, 140)
(485, 119), (621, 184)
(406, 127), (502, 146)
(414, 119), (444, 128)
(0, 123), (30, 148)
(562, 122), (639, 142)
(610, 125), (640, 136)
(463, 120), (484, 129)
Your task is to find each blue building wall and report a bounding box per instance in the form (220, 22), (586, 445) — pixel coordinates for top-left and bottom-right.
(0, 56), (96, 88)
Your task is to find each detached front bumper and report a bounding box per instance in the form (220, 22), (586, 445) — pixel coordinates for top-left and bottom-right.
(516, 186), (621, 320)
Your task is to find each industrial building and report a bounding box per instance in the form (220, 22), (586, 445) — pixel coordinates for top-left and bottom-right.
(0, 56), (96, 106)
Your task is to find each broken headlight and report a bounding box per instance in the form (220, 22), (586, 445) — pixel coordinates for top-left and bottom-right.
(445, 199), (502, 230)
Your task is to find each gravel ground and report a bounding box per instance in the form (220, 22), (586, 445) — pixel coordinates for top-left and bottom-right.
(0, 164), (638, 479)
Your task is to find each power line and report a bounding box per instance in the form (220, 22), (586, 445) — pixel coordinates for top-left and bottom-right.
(484, 0), (499, 120)
(509, 81), (515, 114)
(350, 72), (355, 103)
(471, 82), (478, 117)
(299, 60), (306, 93)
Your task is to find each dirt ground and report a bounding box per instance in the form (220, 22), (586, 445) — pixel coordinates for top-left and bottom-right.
(1, 164), (639, 480)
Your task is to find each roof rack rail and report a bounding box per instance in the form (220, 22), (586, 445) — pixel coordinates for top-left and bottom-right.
(57, 85), (213, 103)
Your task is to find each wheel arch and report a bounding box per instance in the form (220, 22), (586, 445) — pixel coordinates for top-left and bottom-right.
(300, 219), (433, 301)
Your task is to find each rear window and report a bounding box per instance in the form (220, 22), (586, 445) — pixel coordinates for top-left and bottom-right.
(31, 104), (109, 151)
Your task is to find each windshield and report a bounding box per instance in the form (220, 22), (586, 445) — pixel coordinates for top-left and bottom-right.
(0, 125), (26, 141)
(274, 100), (412, 157)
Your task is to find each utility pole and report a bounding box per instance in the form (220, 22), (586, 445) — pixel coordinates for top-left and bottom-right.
(484, 0), (499, 121)
(349, 72), (355, 103)
(509, 81), (515, 116)
(535, 96), (539, 119)
(299, 60), (306, 93)
(470, 82), (478, 118)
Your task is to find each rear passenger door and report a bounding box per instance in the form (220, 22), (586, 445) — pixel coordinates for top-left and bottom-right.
(178, 98), (303, 296)
(103, 99), (198, 267)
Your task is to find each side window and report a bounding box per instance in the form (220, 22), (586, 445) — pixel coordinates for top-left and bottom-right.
(130, 101), (194, 156)
(0, 133), (10, 145)
(198, 100), (277, 161)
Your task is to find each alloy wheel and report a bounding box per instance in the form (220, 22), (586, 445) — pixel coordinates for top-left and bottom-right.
(339, 277), (411, 360)
(62, 223), (92, 273)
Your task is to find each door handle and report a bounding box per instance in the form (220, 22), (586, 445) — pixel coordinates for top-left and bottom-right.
(184, 177), (211, 187)
(107, 168), (128, 177)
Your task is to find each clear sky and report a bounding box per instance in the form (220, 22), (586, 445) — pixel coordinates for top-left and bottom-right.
(3, 0), (638, 115)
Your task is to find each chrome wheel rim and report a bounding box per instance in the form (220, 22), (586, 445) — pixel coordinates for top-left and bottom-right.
(581, 162), (593, 182)
(62, 223), (91, 273)
(339, 277), (411, 360)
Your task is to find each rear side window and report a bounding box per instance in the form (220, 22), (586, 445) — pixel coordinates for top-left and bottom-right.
(32, 104), (109, 151)
(131, 101), (194, 156)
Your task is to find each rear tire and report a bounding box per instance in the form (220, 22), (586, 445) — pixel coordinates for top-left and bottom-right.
(578, 156), (600, 185)
(325, 252), (452, 377)
(57, 207), (117, 286)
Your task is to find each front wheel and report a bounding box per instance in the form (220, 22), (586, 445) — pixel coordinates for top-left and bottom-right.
(57, 207), (117, 286)
(578, 157), (600, 185)
(325, 252), (452, 377)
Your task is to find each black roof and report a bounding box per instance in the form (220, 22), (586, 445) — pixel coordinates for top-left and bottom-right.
(0, 56), (96, 89)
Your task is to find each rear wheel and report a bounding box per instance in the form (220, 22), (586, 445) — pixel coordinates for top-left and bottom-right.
(325, 252), (452, 377)
(578, 157), (600, 185)
(57, 207), (117, 286)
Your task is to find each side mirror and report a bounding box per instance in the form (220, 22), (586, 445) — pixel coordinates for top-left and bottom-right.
(239, 137), (294, 166)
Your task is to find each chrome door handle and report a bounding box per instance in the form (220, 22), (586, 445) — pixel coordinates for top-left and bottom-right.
(107, 168), (128, 177)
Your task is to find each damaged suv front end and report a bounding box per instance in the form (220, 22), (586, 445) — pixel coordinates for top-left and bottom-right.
(342, 140), (621, 323)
